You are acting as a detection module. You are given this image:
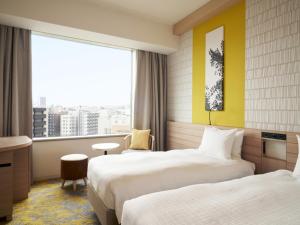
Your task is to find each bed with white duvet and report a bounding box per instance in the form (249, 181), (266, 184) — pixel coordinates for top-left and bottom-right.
(87, 127), (255, 223)
(122, 134), (300, 225)
(122, 169), (300, 225)
(88, 149), (254, 223)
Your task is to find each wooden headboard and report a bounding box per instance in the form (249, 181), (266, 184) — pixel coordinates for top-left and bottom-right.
(167, 121), (299, 174)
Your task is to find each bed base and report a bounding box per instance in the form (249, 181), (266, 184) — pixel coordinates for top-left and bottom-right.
(87, 183), (119, 225)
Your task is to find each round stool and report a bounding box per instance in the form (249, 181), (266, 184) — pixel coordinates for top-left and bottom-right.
(60, 154), (88, 191)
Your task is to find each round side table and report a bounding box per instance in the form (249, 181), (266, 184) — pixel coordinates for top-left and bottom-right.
(60, 154), (88, 191)
(91, 143), (120, 155)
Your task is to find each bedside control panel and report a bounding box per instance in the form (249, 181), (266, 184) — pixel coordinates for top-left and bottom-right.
(261, 132), (286, 141)
(262, 132), (286, 161)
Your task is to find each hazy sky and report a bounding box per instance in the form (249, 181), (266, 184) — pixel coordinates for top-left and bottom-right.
(32, 34), (132, 107)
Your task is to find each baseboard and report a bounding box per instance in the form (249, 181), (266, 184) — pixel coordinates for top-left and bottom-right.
(33, 174), (60, 182)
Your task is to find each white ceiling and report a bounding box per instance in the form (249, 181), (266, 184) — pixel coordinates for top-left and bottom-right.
(84, 0), (211, 25)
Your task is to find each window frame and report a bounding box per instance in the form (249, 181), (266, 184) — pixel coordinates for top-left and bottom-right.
(31, 32), (133, 141)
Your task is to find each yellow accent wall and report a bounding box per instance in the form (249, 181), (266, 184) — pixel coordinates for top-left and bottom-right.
(192, 0), (245, 127)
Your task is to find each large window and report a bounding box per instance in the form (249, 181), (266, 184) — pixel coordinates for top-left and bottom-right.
(32, 34), (132, 138)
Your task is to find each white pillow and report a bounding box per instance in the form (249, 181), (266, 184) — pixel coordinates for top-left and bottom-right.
(231, 130), (245, 159)
(199, 127), (237, 159)
(293, 135), (300, 177)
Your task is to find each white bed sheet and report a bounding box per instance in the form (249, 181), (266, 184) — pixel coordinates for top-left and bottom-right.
(87, 149), (255, 223)
(122, 170), (300, 225)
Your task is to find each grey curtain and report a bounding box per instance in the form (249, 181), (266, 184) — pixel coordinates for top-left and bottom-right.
(0, 25), (32, 138)
(0, 24), (32, 183)
(133, 50), (167, 151)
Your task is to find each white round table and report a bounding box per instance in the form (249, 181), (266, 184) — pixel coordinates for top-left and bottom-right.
(92, 143), (120, 155)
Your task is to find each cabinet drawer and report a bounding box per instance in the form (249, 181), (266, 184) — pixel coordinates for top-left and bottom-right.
(0, 151), (13, 165)
(0, 166), (13, 218)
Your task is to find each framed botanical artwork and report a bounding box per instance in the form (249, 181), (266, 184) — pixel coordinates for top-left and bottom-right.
(205, 26), (224, 111)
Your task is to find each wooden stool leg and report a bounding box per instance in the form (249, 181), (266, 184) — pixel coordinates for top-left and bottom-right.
(73, 180), (77, 191)
(61, 180), (65, 188)
(83, 177), (87, 186)
(6, 215), (12, 221)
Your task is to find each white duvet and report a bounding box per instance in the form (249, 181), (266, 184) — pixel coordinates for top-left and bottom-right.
(88, 149), (254, 222)
(122, 170), (300, 225)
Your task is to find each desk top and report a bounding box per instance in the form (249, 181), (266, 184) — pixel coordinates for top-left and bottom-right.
(92, 143), (120, 151)
(0, 136), (32, 152)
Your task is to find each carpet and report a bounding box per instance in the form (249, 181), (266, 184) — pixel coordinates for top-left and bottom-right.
(1, 180), (100, 225)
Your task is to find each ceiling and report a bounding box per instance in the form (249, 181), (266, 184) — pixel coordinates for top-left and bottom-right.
(84, 0), (211, 25)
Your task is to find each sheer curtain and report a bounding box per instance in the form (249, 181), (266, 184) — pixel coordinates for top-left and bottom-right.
(133, 50), (167, 151)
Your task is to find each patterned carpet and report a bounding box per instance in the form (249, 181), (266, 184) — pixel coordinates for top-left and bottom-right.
(1, 180), (100, 225)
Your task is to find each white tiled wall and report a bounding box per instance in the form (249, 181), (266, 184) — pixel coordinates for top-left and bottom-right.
(167, 30), (193, 122)
(168, 0), (300, 131)
(245, 0), (300, 132)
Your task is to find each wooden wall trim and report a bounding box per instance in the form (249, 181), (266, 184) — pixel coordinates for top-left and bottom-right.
(173, 0), (242, 35)
(167, 121), (263, 173)
(167, 121), (300, 174)
(286, 133), (300, 171)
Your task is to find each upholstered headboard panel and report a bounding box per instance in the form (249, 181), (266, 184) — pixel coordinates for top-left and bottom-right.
(286, 133), (299, 171)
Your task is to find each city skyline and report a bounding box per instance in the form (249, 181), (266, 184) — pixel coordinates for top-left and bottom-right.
(33, 96), (131, 108)
(33, 103), (131, 138)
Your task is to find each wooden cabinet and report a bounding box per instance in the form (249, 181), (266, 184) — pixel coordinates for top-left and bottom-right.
(0, 151), (13, 221)
(0, 136), (32, 221)
(261, 157), (287, 173)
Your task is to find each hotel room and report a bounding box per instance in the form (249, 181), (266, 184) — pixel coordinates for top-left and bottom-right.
(0, 0), (300, 224)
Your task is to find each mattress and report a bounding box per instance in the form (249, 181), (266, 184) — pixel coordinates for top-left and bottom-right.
(87, 149), (255, 223)
(122, 170), (300, 225)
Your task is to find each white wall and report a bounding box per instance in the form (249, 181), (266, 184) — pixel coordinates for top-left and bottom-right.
(33, 136), (125, 181)
(245, 0), (300, 132)
(167, 30), (193, 122)
(0, 0), (178, 54)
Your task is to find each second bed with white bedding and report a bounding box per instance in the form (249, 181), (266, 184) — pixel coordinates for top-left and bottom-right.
(122, 170), (300, 225)
(88, 149), (254, 222)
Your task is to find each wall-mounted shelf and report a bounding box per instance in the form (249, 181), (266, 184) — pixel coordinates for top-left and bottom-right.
(261, 132), (287, 173)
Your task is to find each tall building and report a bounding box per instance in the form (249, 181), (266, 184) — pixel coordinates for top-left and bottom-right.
(79, 111), (99, 136)
(98, 110), (112, 135)
(48, 113), (61, 137)
(61, 114), (78, 136)
(38, 97), (46, 108)
(33, 107), (47, 137)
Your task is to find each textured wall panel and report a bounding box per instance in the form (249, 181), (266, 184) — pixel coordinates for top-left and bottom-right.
(167, 30), (193, 122)
(245, 0), (300, 132)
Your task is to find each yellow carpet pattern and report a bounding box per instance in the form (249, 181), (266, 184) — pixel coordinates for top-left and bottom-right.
(1, 180), (100, 225)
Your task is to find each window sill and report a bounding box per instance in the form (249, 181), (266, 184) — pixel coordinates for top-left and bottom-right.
(33, 134), (129, 142)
